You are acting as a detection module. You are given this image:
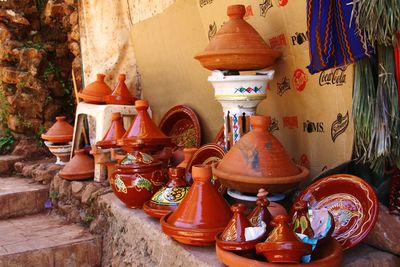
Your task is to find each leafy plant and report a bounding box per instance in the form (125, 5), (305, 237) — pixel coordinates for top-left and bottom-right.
(0, 129), (15, 154)
(83, 215), (95, 226)
(0, 82), (10, 127)
(50, 191), (59, 200)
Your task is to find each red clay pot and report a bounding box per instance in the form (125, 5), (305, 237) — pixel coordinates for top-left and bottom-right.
(213, 116), (309, 193)
(41, 116), (74, 143)
(59, 149), (94, 180)
(194, 4), (280, 71)
(105, 74), (136, 105)
(77, 73), (111, 104)
(96, 112), (126, 148)
(247, 196), (273, 232)
(161, 164), (232, 246)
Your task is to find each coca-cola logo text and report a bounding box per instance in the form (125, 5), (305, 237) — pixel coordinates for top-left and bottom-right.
(319, 66), (347, 86)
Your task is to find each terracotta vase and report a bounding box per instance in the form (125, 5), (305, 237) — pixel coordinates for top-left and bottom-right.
(194, 4), (280, 71)
(161, 164), (232, 246)
(105, 74), (136, 105)
(255, 215), (312, 263)
(177, 147), (198, 170)
(247, 196), (272, 232)
(110, 147), (166, 208)
(96, 112), (126, 148)
(143, 167), (190, 218)
(59, 149), (94, 180)
(213, 115), (309, 193)
(77, 73), (112, 104)
(292, 200), (315, 238)
(41, 116), (74, 143)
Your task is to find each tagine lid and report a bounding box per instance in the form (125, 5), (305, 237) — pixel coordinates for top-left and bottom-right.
(117, 146), (162, 170)
(104, 74), (136, 105)
(77, 73), (112, 103)
(119, 100), (171, 147)
(194, 4), (280, 71)
(41, 116), (74, 143)
(59, 149), (94, 180)
(96, 112), (126, 148)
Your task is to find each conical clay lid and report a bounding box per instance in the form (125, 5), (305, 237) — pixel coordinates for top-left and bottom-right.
(96, 112), (126, 148)
(59, 149), (94, 180)
(78, 73), (112, 104)
(41, 116), (74, 143)
(105, 74), (136, 105)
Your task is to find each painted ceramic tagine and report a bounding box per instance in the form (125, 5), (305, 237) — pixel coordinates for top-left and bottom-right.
(110, 145), (166, 208)
(194, 4), (280, 71)
(255, 215), (312, 263)
(104, 74), (136, 105)
(213, 115), (309, 193)
(77, 73), (112, 104)
(143, 167), (190, 219)
(161, 164), (232, 246)
(96, 112), (126, 148)
(59, 149), (94, 180)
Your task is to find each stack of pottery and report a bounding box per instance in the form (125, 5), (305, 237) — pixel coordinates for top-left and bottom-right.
(59, 149), (94, 180)
(41, 116), (74, 165)
(77, 73), (112, 104)
(104, 74), (136, 105)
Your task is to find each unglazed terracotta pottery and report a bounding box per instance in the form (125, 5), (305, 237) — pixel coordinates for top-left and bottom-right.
(194, 4), (280, 71)
(160, 165), (232, 246)
(216, 237), (343, 267)
(159, 105), (201, 148)
(255, 215), (312, 263)
(213, 115), (309, 193)
(295, 174), (378, 250)
(118, 100), (171, 149)
(176, 147), (197, 170)
(41, 116), (74, 143)
(292, 200), (315, 238)
(59, 149), (94, 180)
(143, 167), (190, 219)
(77, 73), (112, 104)
(110, 148), (166, 208)
(96, 112), (126, 148)
(104, 74), (136, 105)
(44, 141), (71, 165)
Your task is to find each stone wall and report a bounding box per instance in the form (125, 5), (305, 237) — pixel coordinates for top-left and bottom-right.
(0, 0), (81, 138)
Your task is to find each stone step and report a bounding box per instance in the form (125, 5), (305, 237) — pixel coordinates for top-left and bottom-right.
(0, 155), (25, 175)
(0, 213), (102, 267)
(0, 177), (49, 219)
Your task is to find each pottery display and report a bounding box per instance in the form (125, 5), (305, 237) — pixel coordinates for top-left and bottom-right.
(176, 147), (197, 170)
(194, 4), (280, 71)
(143, 167), (190, 219)
(295, 174), (378, 250)
(104, 74), (136, 105)
(292, 200), (315, 238)
(255, 215), (312, 263)
(41, 116), (74, 143)
(96, 112), (126, 148)
(213, 115), (309, 193)
(77, 73), (112, 104)
(216, 237), (343, 267)
(159, 105), (201, 148)
(160, 164), (232, 246)
(109, 148), (166, 208)
(44, 141), (71, 165)
(59, 149), (94, 180)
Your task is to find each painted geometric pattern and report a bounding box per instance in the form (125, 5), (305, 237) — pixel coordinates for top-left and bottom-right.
(234, 86), (262, 94)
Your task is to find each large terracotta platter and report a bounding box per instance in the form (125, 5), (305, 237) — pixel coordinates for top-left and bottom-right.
(295, 174), (378, 250)
(159, 105), (201, 148)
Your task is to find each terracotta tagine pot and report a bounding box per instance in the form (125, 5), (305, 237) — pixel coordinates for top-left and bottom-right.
(77, 73), (112, 104)
(59, 149), (94, 180)
(143, 167), (190, 218)
(118, 100), (171, 149)
(292, 200), (315, 238)
(41, 116), (74, 143)
(105, 74), (136, 105)
(109, 145), (166, 208)
(213, 115), (309, 193)
(161, 164), (232, 246)
(96, 112), (126, 148)
(247, 195), (273, 232)
(194, 4), (280, 71)
(256, 215), (312, 263)
(177, 147), (198, 170)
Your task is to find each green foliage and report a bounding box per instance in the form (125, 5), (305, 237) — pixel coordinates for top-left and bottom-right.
(50, 191), (59, 200)
(43, 62), (60, 82)
(0, 129), (15, 154)
(0, 82), (10, 127)
(83, 215), (95, 226)
(21, 41), (45, 51)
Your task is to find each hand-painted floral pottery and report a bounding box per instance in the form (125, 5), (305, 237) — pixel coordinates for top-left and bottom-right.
(41, 116), (74, 143)
(159, 105), (201, 148)
(160, 164), (232, 246)
(256, 215), (312, 263)
(77, 73), (112, 104)
(104, 74), (136, 105)
(96, 112), (126, 148)
(110, 148), (166, 208)
(247, 195), (272, 231)
(216, 237), (343, 267)
(213, 115), (309, 193)
(44, 141), (71, 165)
(59, 149), (94, 180)
(292, 200), (315, 238)
(194, 4), (280, 71)
(176, 147), (197, 169)
(143, 167), (190, 219)
(118, 100), (171, 149)
(295, 174), (378, 250)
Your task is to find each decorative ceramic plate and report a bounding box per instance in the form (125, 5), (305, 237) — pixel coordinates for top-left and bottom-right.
(213, 126), (225, 149)
(295, 174), (378, 250)
(159, 105), (201, 148)
(186, 143), (226, 194)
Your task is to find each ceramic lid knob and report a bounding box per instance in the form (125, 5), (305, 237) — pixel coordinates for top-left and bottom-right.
(111, 112), (122, 121)
(118, 74), (126, 81)
(227, 4), (245, 18)
(250, 115), (271, 131)
(192, 164), (211, 183)
(135, 99), (149, 110)
(166, 167), (188, 187)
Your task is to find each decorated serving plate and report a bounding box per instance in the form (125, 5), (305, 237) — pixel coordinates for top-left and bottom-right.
(213, 126), (225, 149)
(295, 174), (378, 250)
